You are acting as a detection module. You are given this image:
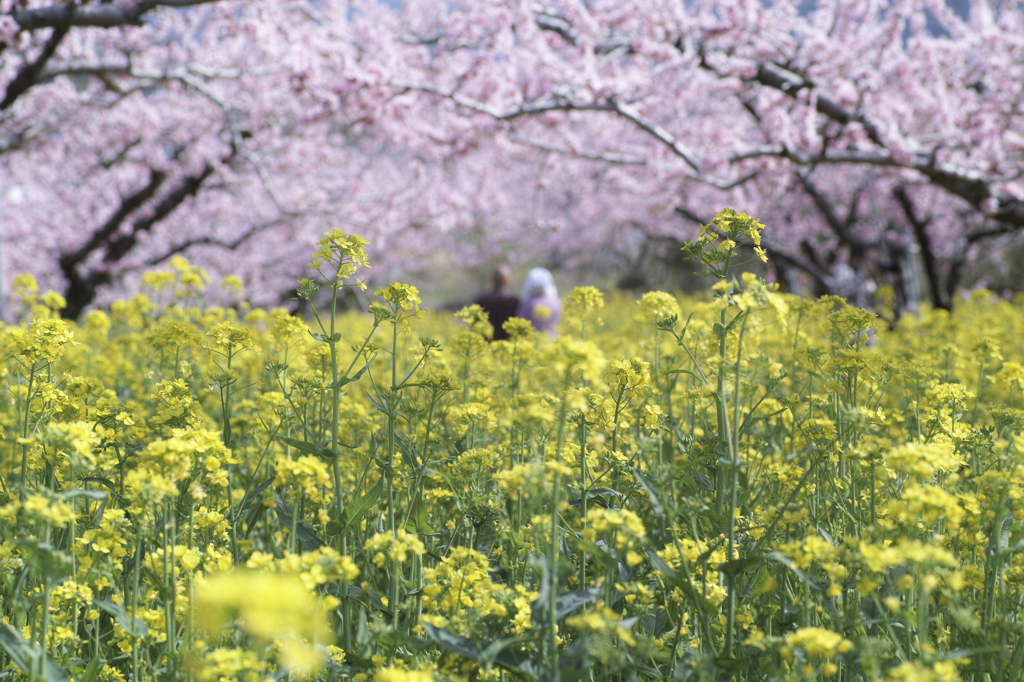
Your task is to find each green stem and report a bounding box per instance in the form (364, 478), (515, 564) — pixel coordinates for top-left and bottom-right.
(578, 420), (588, 593)
(610, 392), (624, 456)
(132, 532), (143, 682)
(972, 362), (984, 425)
(19, 367), (37, 502)
(723, 404), (739, 661)
(329, 281), (348, 535)
(714, 291), (731, 515)
(388, 318), (400, 634)
(548, 371), (571, 681)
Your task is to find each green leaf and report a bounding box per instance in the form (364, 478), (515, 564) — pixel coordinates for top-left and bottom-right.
(329, 353), (377, 390)
(277, 436), (323, 457)
(17, 541), (73, 583)
(277, 435), (343, 460)
(95, 598), (149, 639)
(326, 476), (383, 534)
(405, 490), (434, 534)
(749, 566), (773, 598)
(423, 623), (480, 661)
(366, 589), (389, 613)
(663, 368), (703, 381)
(567, 487), (622, 509)
(80, 477), (117, 495)
(633, 467), (664, 517)
(245, 500), (271, 538)
(78, 656), (102, 682)
(374, 629), (431, 652)
(714, 657), (750, 672)
(478, 636), (529, 669)
(647, 549), (676, 578)
(506, 529), (525, 550)
(422, 625), (536, 681)
(718, 554), (766, 576)
(0, 624), (70, 682)
(724, 310), (750, 333)
(395, 434), (422, 470)
(59, 489), (108, 501)
(554, 588), (602, 620)
(1008, 630), (1024, 682)
(1000, 510), (1014, 554)
(295, 520), (326, 552)
(234, 475), (275, 524)
(558, 639), (593, 682)
(570, 536), (617, 572)
(274, 500), (326, 552)
(692, 473), (715, 491)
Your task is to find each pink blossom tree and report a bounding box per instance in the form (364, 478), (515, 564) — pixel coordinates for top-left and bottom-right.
(2, 0), (1023, 317)
(337, 0), (1024, 310)
(1, 1), (450, 315)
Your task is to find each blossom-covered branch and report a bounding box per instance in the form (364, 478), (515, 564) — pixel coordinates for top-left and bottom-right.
(10, 0), (223, 31)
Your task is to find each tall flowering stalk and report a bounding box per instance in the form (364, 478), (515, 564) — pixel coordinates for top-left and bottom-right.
(680, 208), (768, 661)
(370, 282), (422, 632)
(296, 230), (378, 651)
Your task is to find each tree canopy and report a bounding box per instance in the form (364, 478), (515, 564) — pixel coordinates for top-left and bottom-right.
(2, 0), (1023, 316)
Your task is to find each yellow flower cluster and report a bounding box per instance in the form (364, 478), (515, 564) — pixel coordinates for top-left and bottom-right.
(783, 626), (853, 658)
(364, 529), (427, 567)
(421, 547), (508, 628)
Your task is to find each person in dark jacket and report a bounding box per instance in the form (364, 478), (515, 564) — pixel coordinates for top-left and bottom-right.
(476, 265), (520, 340)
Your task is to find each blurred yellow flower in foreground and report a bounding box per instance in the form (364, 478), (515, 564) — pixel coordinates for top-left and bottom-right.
(196, 570), (333, 671)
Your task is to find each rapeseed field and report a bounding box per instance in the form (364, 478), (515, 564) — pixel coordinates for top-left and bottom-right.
(2, 212), (1023, 682)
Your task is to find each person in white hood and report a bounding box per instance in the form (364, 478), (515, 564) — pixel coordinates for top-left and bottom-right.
(516, 267), (562, 335)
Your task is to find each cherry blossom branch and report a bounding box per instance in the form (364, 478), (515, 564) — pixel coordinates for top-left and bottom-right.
(59, 170), (168, 273)
(43, 60), (263, 193)
(797, 173), (857, 245)
(696, 170), (760, 191)
(531, 11), (1016, 236)
(41, 60), (237, 111)
(58, 168), (167, 316)
(966, 224), (1018, 244)
(893, 184), (946, 309)
(0, 123), (42, 155)
(241, 150), (293, 215)
(386, 81), (615, 120)
(59, 161), (220, 318)
(533, 7), (578, 46)
(386, 81), (757, 186)
(48, 59), (298, 221)
(733, 146), (1024, 228)
(533, 13), (883, 148)
(103, 163), (216, 264)
(507, 133), (646, 165)
(143, 219), (280, 266)
(1, 14), (73, 110)
(761, 242), (831, 290)
(607, 100), (701, 172)
(11, 0), (224, 31)
(531, 8), (632, 55)
(753, 63), (883, 146)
